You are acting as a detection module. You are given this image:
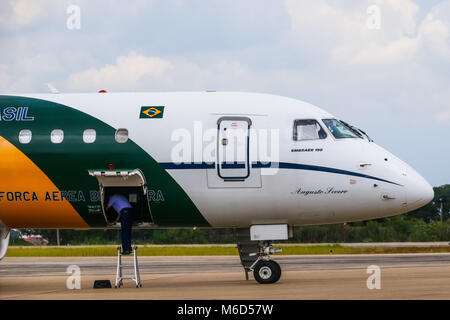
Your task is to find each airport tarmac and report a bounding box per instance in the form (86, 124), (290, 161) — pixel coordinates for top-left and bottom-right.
(0, 254), (449, 299)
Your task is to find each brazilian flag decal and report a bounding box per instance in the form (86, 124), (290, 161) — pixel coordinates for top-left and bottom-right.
(140, 106), (165, 118)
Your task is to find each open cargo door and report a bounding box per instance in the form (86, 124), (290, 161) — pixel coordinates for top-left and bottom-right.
(88, 169), (153, 226)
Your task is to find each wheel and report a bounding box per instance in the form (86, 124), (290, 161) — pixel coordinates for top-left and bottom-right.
(253, 260), (282, 284)
(269, 260), (281, 282)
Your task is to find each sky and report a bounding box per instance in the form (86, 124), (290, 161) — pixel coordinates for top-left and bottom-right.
(0, 0), (449, 186)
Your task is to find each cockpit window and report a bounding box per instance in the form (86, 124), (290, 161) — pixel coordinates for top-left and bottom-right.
(322, 119), (361, 139)
(293, 119), (327, 141)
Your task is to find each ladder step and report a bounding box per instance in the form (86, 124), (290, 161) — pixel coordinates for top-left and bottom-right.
(115, 246), (142, 288)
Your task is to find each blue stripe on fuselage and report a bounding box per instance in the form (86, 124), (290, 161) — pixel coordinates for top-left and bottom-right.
(158, 162), (402, 186)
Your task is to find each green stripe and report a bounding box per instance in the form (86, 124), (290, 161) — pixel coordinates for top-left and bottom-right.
(0, 95), (210, 227)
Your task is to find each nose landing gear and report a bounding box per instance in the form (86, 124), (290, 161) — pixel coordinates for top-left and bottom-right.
(236, 228), (282, 284)
(249, 242), (282, 284)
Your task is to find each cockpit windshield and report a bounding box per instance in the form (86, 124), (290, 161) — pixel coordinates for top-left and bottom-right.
(322, 119), (361, 139)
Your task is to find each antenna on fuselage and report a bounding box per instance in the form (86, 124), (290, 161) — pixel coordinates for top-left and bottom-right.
(45, 83), (59, 94)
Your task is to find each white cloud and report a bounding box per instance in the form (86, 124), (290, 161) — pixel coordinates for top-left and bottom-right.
(0, 0), (63, 30)
(0, 0), (150, 31)
(65, 50), (261, 93)
(334, 36), (418, 63)
(67, 52), (174, 91)
(377, 0), (419, 35)
(285, 0), (450, 64)
(418, 9), (450, 60)
(285, 0), (364, 49)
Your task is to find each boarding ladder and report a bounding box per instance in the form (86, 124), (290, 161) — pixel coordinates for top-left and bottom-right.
(114, 245), (142, 288)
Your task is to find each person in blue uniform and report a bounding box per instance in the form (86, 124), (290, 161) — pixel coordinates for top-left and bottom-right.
(105, 194), (134, 254)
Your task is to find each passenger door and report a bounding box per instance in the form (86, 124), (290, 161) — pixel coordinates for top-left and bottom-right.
(216, 117), (252, 180)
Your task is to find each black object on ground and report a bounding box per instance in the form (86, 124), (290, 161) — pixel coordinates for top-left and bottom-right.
(93, 280), (112, 289)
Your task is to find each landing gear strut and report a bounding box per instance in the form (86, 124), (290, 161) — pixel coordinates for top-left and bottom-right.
(236, 228), (282, 284)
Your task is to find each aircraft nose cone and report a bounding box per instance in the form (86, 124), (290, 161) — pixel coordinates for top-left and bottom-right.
(405, 175), (434, 211)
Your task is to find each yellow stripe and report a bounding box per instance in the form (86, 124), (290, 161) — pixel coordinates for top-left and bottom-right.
(0, 136), (89, 228)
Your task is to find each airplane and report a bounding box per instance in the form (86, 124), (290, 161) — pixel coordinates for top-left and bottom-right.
(0, 91), (434, 284)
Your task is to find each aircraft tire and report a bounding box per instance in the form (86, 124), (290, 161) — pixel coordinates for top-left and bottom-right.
(253, 260), (281, 284)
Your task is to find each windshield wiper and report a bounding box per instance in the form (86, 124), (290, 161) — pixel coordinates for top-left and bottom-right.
(356, 128), (373, 142)
(339, 120), (363, 139)
(339, 120), (373, 142)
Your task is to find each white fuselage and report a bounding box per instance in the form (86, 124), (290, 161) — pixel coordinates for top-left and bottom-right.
(7, 92), (434, 228)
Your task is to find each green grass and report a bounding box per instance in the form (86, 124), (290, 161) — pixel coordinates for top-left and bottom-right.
(5, 244), (450, 257)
